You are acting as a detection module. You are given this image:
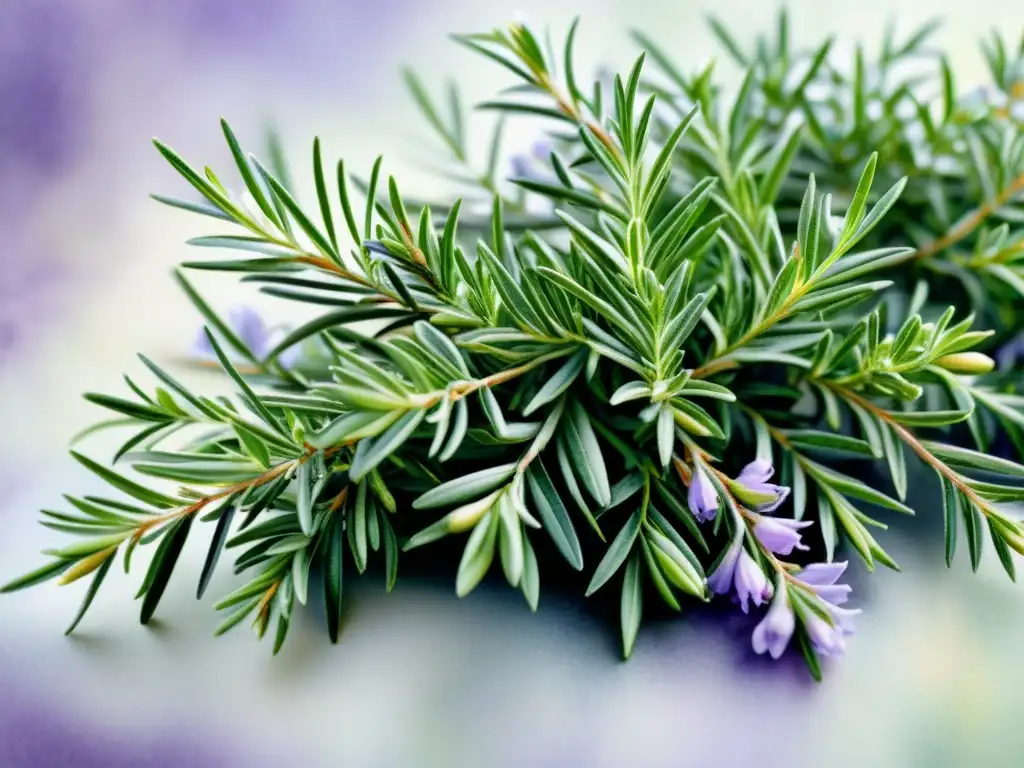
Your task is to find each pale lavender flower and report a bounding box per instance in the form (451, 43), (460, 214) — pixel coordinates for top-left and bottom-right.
(509, 138), (553, 182)
(754, 516), (813, 556)
(796, 561), (848, 585)
(735, 458), (773, 485)
(707, 533), (742, 595)
(795, 560), (859, 657)
(797, 561), (853, 606)
(192, 305), (299, 369)
(509, 153), (533, 180)
(687, 465), (719, 522)
(708, 533), (772, 613)
(828, 604), (861, 634)
(734, 548), (773, 613)
(751, 583), (795, 660)
(731, 458), (790, 512)
(804, 603), (861, 658)
(529, 139), (553, 162)
(817, 587), (856, 615)
(802, 610), (847, 657)
(364, 240), (392, 258)
(751, 563), (861, 662)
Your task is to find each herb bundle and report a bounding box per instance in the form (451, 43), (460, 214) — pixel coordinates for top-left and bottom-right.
(5, 13), (1024, 679)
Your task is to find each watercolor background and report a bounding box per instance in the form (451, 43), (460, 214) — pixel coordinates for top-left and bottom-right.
(2, 1), (1023, 765)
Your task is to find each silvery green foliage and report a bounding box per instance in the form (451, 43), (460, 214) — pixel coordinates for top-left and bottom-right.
(5, 16), (1024, 679)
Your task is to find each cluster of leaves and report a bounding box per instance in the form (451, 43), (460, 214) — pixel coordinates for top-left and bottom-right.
(675, 12), (1024, 338)
(424, 14), (1024, 387)
(5, 15), (1024, 678)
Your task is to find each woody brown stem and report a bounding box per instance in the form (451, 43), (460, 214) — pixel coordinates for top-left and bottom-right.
(328, 486), (349, 513)
(294, 255), (376, 288)
(131, 460), (296, 543)
(255, 579), (281, 628)
(419, 347), (576, 409)
(826, 383), (993, 515)
(692, 275), (811, 380)
(535, 72), (621, 160)
(914, 171), (1024, 261)
(131, 445), (344, 544)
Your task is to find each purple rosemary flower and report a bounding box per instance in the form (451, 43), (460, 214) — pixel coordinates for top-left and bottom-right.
(192, 305), (299, 369)
(706, 534), (741, 595)
(687, 465), (719, 522)
(729, 458), (790, 512)
(507, 137), (558, 216)
(795, 560), (859, 658)
(509, 153), (535, 181)
(751, 581), (794, 659)
(753, 516), (813, 556)
(750, 562), (859, 661)
(508, 138), (553, 182)
(796, 561), (853, 606)
(802, 610), (850, 658)
(708, 533), (773, 613)
(531, 139), (553, 160)
(364, 240), (393, 258)
(734, 547), (773, 612)
(194, 306), (265, 355)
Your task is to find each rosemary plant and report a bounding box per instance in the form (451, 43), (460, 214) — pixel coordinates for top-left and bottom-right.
(5, 15), (1024, 679)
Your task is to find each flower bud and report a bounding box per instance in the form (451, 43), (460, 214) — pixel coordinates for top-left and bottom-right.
(687, 465), (719, 522)
(57, 545), (118, 586)
(992, 519), (1024, 556)
(801, 610), (846, 658)
(672, 409), (712, 437)
(752, 580), (795, 660)
(733, 549), (773, 613)
(727, 478), (779, 508)
(447, 490), (501, 533)
(753, 516), (812, 556)
(429, 310), (482, 329)
(369, 469), (396, 514)
(934, 352), (995, 374)
(647, 528), (706, 598)
(729, 459), (790, 513)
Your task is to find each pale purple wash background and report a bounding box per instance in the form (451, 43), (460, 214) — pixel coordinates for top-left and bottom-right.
(3, 1), (1024, 766)
(0, 0), (410, 370)
(1, 1), (411, 765)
